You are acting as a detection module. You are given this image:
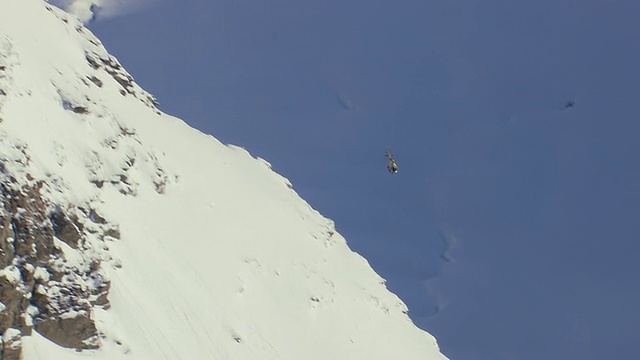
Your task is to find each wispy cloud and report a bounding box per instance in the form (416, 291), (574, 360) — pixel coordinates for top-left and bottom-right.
(48, 0), (158, 23)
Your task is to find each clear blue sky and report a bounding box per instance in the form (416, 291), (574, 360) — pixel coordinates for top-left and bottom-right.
(89, 0), (640, 358)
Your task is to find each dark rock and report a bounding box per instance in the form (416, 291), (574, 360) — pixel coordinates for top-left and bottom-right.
(62, 100), (89, 114)
(49, 209), (81, 248)
(1, 328), (22, 360)
(102, 227), (120, 240)
(2, 183), (57, 266)
(90, 279), (110, 308)
(85, 54), (100, 70)
(88, 209), (106, 224)
(0, 215), (15, 269)
(86, 76), (103, 88)
(0, 273), (22, 335)
(34, 313), (98, 350)
(0, 181), (114, 357)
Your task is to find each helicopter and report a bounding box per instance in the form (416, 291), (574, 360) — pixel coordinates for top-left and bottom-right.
(385, 151), (398, 174)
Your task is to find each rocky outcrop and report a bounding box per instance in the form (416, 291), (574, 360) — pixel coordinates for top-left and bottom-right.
(83, 50), (159, 110)
(0, 178), (115, 358)
(1, 328), (21, 360)
(49, 207), (82, 249)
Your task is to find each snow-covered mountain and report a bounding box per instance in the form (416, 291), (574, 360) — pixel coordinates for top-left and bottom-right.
(0, 1), (446, 359)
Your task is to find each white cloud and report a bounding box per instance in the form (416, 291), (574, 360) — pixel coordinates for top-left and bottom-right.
(48, 0), (157, 23)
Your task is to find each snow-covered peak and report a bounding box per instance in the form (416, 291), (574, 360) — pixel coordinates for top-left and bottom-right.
(0, 0), (446, 358)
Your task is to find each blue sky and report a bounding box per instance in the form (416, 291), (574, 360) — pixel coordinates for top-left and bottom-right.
(87, 0), (640, 358)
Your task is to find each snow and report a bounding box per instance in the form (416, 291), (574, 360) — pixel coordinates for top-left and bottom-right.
(1, 0), (446, 359)
(4, 327), (21, 341)
(0, 265), (21, 284)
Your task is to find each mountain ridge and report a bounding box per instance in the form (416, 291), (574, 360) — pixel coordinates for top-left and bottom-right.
(0, 1), (446, 358)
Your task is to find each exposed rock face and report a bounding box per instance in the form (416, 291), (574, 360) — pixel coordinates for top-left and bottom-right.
(83, 46), (159, 110)
(34, 315), (97, 350)
(0, 177), (115, 358)
(0, 8), (165, 356)
(1, 328), (21, 360)
(49, 208), (82, 249)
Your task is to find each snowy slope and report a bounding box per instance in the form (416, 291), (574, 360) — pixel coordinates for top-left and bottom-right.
(0, 0), (446, 359)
